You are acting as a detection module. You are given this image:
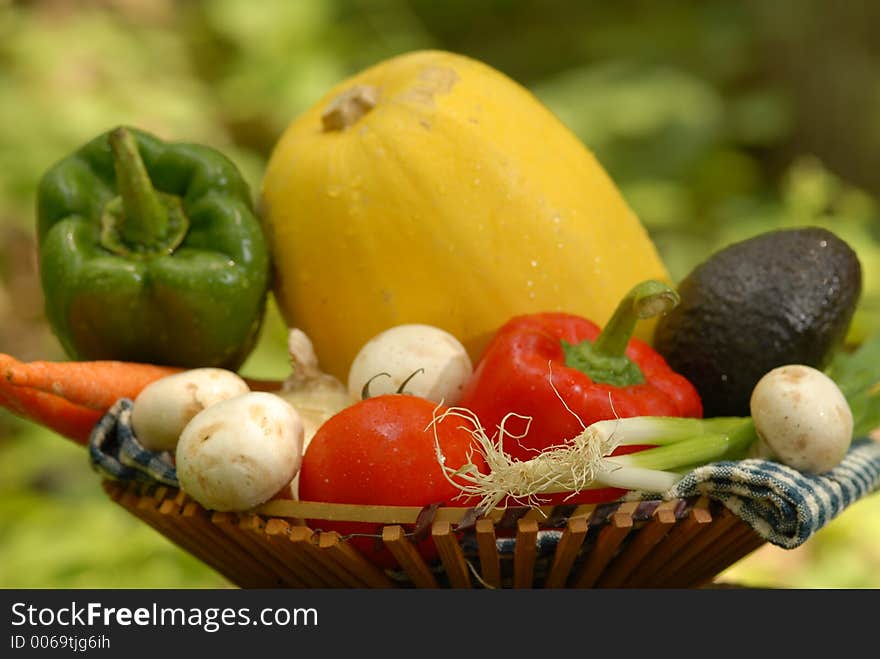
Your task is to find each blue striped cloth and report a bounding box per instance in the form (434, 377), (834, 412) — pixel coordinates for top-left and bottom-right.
(89, 398), (179, 488)
(654, 438), (880, 548)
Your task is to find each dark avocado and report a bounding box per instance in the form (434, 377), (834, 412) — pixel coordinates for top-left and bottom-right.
(653, 226), (862, 417)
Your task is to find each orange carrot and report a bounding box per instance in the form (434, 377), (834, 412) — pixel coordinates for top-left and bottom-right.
(0, 378), (102, 445)
(0, 354), (182, 411)
(0, 353), (284, 446)
(0, 353), (183, 446)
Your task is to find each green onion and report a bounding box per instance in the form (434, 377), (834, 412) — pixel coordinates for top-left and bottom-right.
(590, 415), (746, 447)
(431, 408), (757, 514)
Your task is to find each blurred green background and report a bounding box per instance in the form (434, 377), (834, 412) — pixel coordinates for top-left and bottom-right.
(2, 0), (880, 588)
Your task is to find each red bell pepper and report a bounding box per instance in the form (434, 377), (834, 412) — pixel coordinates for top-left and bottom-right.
(458, 280), (703, 495)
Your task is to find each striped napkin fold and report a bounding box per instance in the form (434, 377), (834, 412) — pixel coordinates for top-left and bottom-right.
(89, 398), (178, 488)
(649, 437), (880, 548)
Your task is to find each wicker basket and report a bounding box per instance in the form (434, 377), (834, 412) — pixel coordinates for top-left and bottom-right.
(103, 480), (765, 588)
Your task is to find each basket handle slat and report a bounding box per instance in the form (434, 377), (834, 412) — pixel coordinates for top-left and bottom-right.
(293, 529), (364, 588)
(475, 519), (501, 589)
(230, 513), (309, 588)
(684, 517), (754, 584)
(180, 502), (276, 588)
(120, 488), (185, 550)
(318, 532), (396, 589)
(209, 512), (290, 588)
(238, 515), (312, 588)
(262, 520), (332, 588)
(123, 488), (233, 582)
(156, 497), (235, 583)
(688, 521), (765, 588)
(381, 525), (438, 588)
(168, 498), (271, 587)
(573, 503), (637, 588)
(622, 497), (713, 587)
(181, 501), (282, 588)
(544, 515), (589, 589)
(119, 484), (273, 588)
(597, 500), (678, 588)
(648, 506), (741, 587)
(286, 526), (351, 588)
(101, 480), (125, 503)
(432, 522), (472, 588)
(144, 484), (171, 506)
(513, 519), (539, 589)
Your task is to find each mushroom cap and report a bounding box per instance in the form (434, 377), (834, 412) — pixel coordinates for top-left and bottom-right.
(347, 323), (473, 404)
(176, 392), (304, 511)
(132, 368), (250, 451)
(750, 364), (852, 473)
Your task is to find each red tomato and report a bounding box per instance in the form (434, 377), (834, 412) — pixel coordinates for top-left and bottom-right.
(298, 394), (486, 568)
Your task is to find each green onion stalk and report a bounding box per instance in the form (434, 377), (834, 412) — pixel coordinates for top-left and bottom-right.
(431, 407), (757, 514)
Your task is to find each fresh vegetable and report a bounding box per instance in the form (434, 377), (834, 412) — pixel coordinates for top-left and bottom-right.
(457, 280), (703, 471)
(749, 364), (854, 473)
(176, 392), (304, 512)
(432, 408), (756, 514)
(298, 394), (487, 567)
(273, 328), (355, 451)
(259, 49), (671, 380)
(653, 226), (862, 417)
(36, 126), (270, 370)
(0, 378), (102, 445)
(347, 323), (473, 405)
(0, 353), (182, 443)
(1, 353), (181, 411)
(131, 368), (251, 452)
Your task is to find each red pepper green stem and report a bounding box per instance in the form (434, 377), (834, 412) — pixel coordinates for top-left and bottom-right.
(562, 280), (680, 387)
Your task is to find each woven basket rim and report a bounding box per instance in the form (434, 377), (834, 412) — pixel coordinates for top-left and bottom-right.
(255, 496), (660, 525)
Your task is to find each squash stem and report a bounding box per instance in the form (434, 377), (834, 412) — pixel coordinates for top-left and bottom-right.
(321, 85), (380, 131)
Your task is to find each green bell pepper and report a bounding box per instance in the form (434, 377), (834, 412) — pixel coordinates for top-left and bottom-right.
(36, 126), (270, 370)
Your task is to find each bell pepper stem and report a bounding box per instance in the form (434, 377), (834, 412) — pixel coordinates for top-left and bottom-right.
(592, 280), (679, 357)
(562, 280), (679, 387)
(109, 126), (168, 246)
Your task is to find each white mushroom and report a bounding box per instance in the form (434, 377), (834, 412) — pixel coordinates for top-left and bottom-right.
(131, 368), (250, 452)
(749, 364), (853, 473)
(175, 392), (304, 511)
(347, 323), (473, 405)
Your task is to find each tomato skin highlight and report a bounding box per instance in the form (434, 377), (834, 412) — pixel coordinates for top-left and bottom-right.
(298, 394), (485, 568)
